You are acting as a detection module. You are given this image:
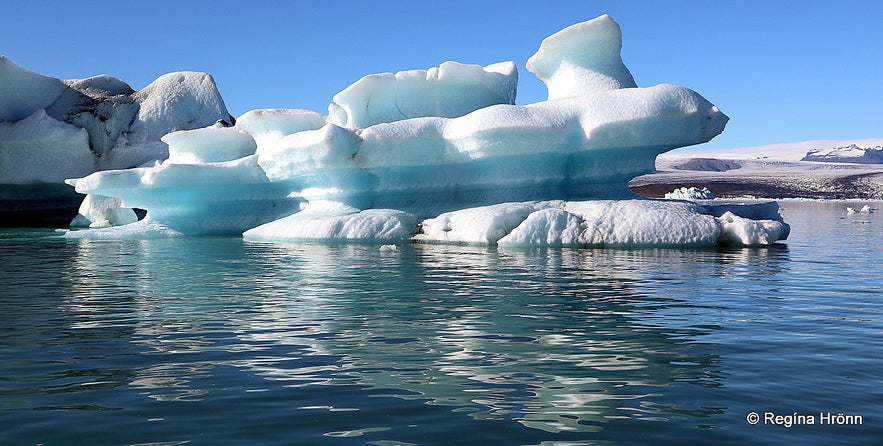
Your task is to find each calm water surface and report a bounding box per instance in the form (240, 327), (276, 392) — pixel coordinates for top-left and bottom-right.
(1, 201), (882, 445)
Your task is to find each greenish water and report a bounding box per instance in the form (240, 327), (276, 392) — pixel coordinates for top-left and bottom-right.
(1, 201), (881, 445)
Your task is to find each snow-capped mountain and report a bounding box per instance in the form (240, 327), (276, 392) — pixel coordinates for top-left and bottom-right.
(801, 144), (883, 163)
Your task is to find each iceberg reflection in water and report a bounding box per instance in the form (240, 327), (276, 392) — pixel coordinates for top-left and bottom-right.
(3, 203), (881, 445)
(18, 233), (788, 443)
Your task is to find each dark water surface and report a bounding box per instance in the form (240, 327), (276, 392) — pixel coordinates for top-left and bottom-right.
(1, 201), (881, 445)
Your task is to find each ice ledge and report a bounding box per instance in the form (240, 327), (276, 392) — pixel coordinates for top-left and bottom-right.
(65, 199), (788, 248)
(235, 200), (788, 248)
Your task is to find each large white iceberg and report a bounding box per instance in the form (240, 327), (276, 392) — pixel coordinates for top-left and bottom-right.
(0, 55), (231, 225)
(257, 82), (725, 211)
(63, 15), (789, 246)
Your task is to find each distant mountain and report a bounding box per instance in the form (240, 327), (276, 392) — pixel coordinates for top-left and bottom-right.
(801, 144), (883, 164)
(636, 137), (883, 200)
(663, 137), (883, 162)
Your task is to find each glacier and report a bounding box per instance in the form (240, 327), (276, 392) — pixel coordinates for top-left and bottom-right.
(61, 14), (789, 246)
(801, 144), (883, 164)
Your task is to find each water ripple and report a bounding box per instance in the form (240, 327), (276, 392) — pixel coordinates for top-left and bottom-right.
(1, 203), (882, 444)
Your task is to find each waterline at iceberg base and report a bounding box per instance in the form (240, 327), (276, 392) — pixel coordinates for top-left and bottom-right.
(63, 15), (790, 247)
(241, 200), (789, 247)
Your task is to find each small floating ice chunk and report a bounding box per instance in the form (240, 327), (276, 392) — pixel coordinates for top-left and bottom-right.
(664, 187), (716, 201)
(847, 207), (857, 214)
(860, 205), (871, 213)
(379, 244), (398, 252)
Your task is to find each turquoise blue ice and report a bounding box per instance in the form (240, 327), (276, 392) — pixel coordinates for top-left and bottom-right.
(58, 15), (786, 246)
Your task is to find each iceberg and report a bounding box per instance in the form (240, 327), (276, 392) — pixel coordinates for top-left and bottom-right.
(63, 15), (789, 247)
(0, 55), (232, 225)
(664, 187), (716, 201)
(256, 82), (725, 211)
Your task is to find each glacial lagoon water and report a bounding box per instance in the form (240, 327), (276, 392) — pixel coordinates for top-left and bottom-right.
(1, 200), (882, 445)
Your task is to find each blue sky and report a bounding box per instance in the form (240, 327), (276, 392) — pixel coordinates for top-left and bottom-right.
(2, 0), (881, 150)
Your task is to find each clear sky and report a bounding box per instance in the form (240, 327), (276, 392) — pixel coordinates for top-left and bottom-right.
(2, 0), (881, 150)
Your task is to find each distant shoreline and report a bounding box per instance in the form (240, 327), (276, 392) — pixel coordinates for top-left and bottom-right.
(634, 137), (883, 200)
(631, 162), (883, 200)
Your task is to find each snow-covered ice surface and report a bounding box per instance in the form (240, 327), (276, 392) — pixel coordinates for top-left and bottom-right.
(526, 16), (636, 98)
(414, 200), (788, 247)
(328, 61), (518, 129)
(62, 15), (788, 247)
(239, 199), (789, 248)
(633, 137), (883, 200)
